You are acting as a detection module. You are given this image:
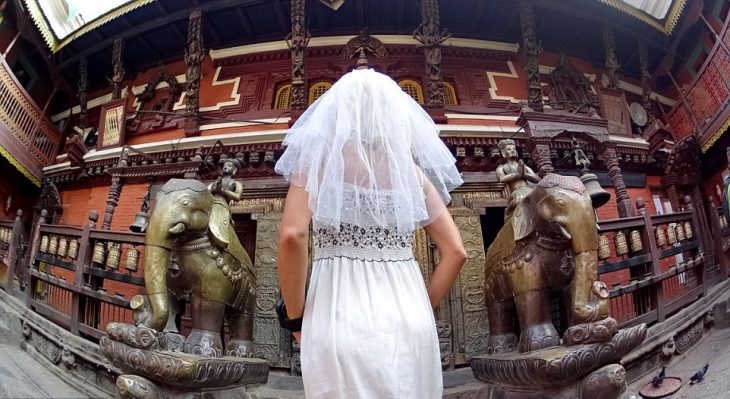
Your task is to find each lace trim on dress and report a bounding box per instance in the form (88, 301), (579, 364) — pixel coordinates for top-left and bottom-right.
(313, 222), (414, 262)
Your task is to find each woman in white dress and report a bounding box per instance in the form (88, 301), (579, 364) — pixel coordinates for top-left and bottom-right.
(275, 68), (466, 399)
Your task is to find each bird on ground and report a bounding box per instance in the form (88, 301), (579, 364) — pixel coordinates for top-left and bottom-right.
(652, 366), (666, 388)
(689, 364), (709, 385)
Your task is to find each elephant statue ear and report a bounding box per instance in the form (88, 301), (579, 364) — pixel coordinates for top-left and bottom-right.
(208, 201), (231, 249)
(511, 202), (536, 241)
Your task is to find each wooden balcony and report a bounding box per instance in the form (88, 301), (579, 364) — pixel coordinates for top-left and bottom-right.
(664, 12), (730, 151)
(0, 56), (62, 184)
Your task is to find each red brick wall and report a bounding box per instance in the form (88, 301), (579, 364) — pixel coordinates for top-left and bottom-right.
(58, 186), (107, 226)
(110, 183), (150, 231)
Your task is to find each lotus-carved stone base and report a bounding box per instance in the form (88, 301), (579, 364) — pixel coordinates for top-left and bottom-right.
(470, 324), (647, 399)
(116, 374), (257, 399)
(100, 323), (269, 398)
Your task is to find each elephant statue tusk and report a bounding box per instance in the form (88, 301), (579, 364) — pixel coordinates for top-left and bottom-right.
(168, 222), (185, 235)
(555, 223), (572, 240)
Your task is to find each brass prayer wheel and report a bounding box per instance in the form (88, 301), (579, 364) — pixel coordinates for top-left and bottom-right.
(48, 236), (58, 255)
(655, 226), (667, 247)
(125, 248), (139, 272)
(598, 234), (611, 260)
(68, 239), (79, 259)
(684, 221), (693, 239)
(630, 230), (643, 253)
(615, 231), (629, 256)
(721, 215), (728, 229)
(106, 244), (121, 270)
(675, 223), (686, 242)
(667, 224), (677, 244)
(92, 242), (106, 265)
(40, 235), (49, 253)
(57, 237), (68, 258)
(0, 228), (6, 242)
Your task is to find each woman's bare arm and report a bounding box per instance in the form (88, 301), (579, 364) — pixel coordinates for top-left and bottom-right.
(422, 181), (467, 308)
(277, 185), (313, 327)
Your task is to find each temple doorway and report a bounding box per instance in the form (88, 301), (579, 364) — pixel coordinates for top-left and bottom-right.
(480, 207), (505, 253)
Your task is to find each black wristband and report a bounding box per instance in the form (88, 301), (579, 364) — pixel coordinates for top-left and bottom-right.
(276, 298), (303, 333)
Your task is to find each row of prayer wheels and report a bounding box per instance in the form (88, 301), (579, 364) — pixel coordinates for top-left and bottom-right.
(38, 236), (140, 272)
(91, 241), (139, 272)
(0, 227), (13, 243)
(597, 221), (694, 260)
(39, 235), (79, 259)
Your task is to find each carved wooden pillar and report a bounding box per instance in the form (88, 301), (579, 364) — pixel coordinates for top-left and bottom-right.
(78, 56), (88, 129)
(449, 203), (489, 363)
(414, 0), (448, 118)
(600, 144), (633, 217)
(526, 138), (554, 177)
(184, 10), (204, 137)
(519, 0), (543, 112)
(638, 41), (652, 112)
(251, 210), (290, 368)
(102, 152), (128, 230)
(601, 25), (620, 90)
(110, 39), (125, 101)
(287, 0), (309, 120)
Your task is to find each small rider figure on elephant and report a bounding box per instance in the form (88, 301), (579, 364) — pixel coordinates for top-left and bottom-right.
(495, 139), (540, 221)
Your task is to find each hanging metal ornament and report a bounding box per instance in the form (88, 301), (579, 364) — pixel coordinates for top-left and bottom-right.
(598, 234), (612, 260)
(615, 231), (629, 256)
(125, 248), (139, 272)
(57, 237), (68, 258)
(675, 223), (686, 242)
(630, 230), (643, 253)
(683, 221), (693, 239)
(106, 244), (121, 270)
(92, 242), (106, 265)
(655, 226), (667, 247)
(68, 239), (79, 260)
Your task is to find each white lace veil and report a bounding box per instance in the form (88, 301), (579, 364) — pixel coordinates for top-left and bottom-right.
(275, 69), (463, 230)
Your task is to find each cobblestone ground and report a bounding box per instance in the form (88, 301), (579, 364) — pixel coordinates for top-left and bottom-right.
(628, 328), (730, 399)
(0, 344), (84, 399)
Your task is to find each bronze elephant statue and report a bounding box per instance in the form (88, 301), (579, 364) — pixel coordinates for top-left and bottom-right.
(484, 173), (612, 354)
(133, 179), (256, 358)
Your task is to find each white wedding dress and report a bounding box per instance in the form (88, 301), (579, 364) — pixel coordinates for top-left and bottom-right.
(300, 192), (443, 399)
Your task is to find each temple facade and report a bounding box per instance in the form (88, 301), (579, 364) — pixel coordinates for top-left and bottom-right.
(0, 0), (729, 396)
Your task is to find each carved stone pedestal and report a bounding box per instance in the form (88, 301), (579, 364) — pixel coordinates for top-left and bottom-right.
(471, 324), (647, 399)
(100, 323), (269, 399)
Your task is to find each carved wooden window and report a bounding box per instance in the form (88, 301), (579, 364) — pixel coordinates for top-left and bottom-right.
(274, 84), (291, 109)
(308, 82), (332, 104)
(444, 82), (458, 106)
(398, 79), (424, 104)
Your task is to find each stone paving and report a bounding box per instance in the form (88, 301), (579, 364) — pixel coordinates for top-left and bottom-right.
(628, 327), (730, 399)
(0, 344), (84, 399)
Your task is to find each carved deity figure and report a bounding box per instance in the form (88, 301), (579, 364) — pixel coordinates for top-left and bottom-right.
(209, 158), (243, 205)
(496, 139), (540, 220)
(572, 137), (591, 174)
(208, 158), (244, 249)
